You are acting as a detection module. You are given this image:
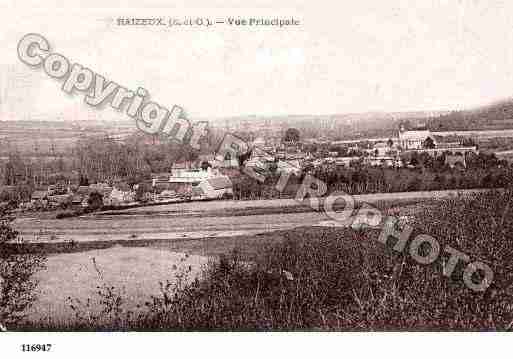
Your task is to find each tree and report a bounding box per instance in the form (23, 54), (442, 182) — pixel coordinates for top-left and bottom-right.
(423, 136), (436, 149)
(0, 208), (45, 329)
(87, 191), (103, 211)
(3, 154), (26, 186)
(135, 183), (149, 202)
(200, 161), (212, 171)
(283, 128), (300, 143)
(79, 173), (89, 187)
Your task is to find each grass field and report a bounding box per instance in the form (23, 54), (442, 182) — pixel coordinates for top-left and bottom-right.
(14, 189), (478, 247)
(24, 246), (210, 327)
(12, 189), (512, 330)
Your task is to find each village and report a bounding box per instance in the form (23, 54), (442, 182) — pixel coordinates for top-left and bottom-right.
(2, 122), (491, 215)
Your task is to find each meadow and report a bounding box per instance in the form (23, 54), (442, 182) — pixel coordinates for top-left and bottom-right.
(10, 188), (513, 331)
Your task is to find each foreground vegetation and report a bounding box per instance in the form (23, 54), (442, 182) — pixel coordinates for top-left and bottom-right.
(0, 210), (45, 329)
(12, 187), (513, 331)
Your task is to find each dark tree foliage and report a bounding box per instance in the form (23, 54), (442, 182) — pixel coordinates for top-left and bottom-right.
(200, 161), (212, 171)
(0, 208), (45, 329)
(423, 136), (436, 149)
(87, 191), (104, 211)
(283, 128), (300, 143)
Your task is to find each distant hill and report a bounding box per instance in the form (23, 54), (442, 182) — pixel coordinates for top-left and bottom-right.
(428, 98), (513, 131)
(209, 111), (448, 140)
(5, 98), (513, 155)
(0, 120), (133, 156)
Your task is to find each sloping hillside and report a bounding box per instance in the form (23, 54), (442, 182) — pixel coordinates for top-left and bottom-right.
(428, 99), (513, 131)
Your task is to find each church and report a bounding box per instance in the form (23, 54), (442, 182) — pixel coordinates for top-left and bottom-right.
(397, 124), (436, 150)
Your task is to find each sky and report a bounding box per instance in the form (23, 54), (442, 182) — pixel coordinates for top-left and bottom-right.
(2, 0), (513, 121)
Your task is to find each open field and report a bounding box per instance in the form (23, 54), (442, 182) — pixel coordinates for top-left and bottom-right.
(11, 186), (512, 330)
(22, 225), (374, 328)
(11, 189), (494, 329)
(13, 191), (449, 327)
(25, 246), (210, 326)
(14, 189), (485, 247)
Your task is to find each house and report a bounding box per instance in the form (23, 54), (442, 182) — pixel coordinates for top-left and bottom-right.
(194, 175), (233, 199)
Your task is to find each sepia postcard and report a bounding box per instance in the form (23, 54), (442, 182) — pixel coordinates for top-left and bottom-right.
(1, 0), (512, 357)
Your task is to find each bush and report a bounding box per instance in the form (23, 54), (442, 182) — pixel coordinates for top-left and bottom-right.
(55, 208), (84, 219)
(87, 191), (103, 211)
(139, 189), (513, 330)
(0, 209), (46, 329)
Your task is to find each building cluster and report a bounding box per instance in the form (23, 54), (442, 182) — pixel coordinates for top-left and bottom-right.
(238, 124), (479, 176)
(4, 124), (481, 213)
(12, 165), (234, 212)
(18, 182), (137, 211)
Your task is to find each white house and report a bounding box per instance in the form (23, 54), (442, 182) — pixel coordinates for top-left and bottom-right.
(192, 175), (233, 199)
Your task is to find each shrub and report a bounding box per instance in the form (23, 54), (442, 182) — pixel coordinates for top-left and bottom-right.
(87, 191), (103, 211)
(0, 208), (46, 329)
(137, 189), (513, 330)
(55, 208), (84, 219)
